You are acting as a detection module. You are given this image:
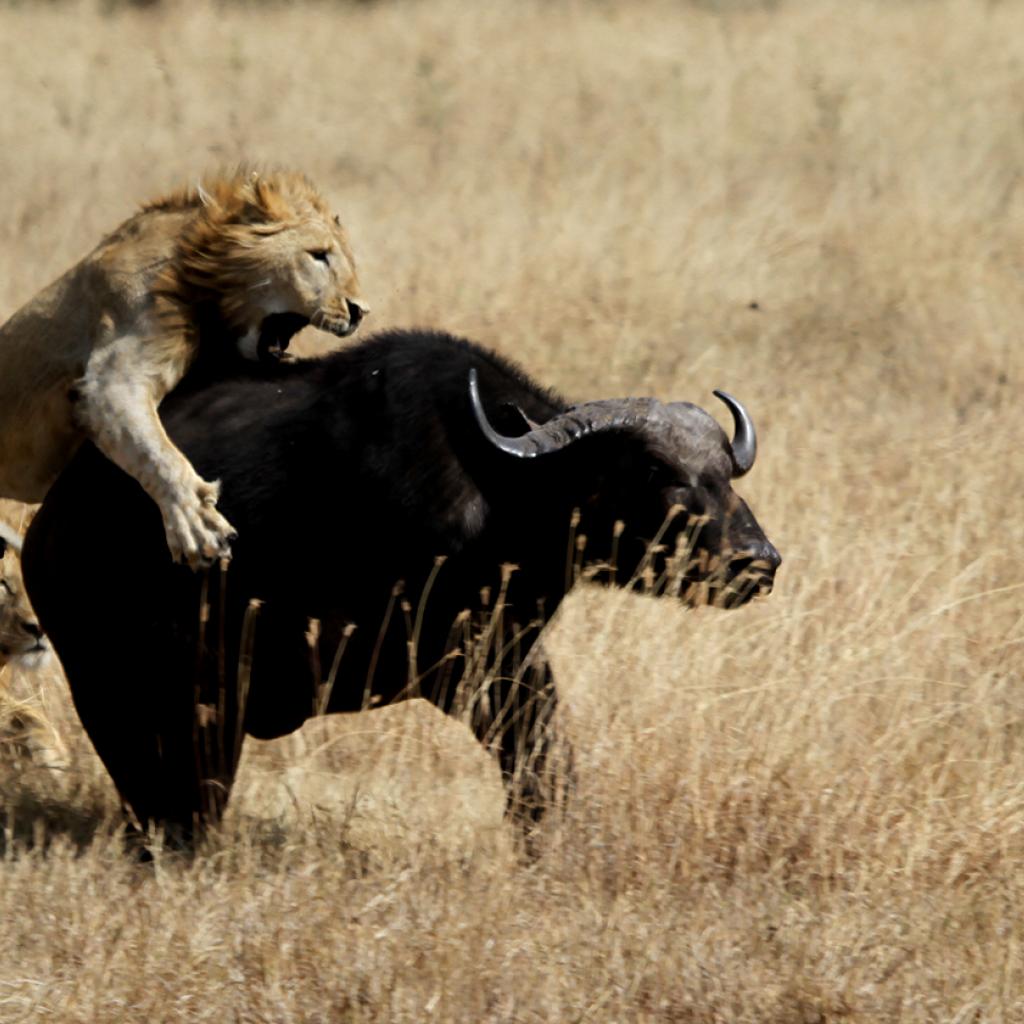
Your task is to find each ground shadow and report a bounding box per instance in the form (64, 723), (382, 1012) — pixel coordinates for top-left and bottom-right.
(0, 773), (119, 857)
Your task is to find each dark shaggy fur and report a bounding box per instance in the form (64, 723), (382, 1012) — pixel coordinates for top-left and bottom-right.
(22, 329), (779, 845)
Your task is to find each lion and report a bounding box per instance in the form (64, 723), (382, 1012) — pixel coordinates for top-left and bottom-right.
(0, 169), (368, 567)
(0, 522), (48, 671)
(0, 522), (67, 773)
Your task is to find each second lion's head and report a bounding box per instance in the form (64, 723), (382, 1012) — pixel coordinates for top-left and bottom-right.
(153, 169), (369, 362)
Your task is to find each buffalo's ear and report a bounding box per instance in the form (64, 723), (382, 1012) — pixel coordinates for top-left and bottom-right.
(497, 402), (542, 437)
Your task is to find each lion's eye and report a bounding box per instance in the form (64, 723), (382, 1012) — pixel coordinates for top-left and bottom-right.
(308, 249), (331, 264)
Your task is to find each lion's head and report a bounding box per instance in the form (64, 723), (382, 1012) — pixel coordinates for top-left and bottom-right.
(0, 525), (48, 671)
(149, 169), (369, 363)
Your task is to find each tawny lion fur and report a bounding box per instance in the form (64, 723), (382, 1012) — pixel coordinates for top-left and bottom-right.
(0, 169), (367, 566)
(0, 524), (66, 773)
(0, 522), (48, 671)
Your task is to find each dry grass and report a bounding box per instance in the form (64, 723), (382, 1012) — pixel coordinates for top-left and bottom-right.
(1, 0), (1023, 1019)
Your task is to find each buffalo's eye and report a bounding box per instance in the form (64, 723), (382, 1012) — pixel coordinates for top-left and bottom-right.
(668, 486), (703, 516)
(308, 249), (331, 264)
(647, 461), (673, 485)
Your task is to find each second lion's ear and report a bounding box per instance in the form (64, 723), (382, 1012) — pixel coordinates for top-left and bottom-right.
(239, 177), (285, 225)
(0, 522), (21, 558)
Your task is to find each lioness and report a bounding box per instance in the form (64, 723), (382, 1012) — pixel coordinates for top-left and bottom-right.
(0, 522), (65, 772)
(0, 169), (368, 566)
(0, 522), (47, 670)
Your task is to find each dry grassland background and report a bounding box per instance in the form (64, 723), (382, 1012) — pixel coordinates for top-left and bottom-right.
(1, 0), (1023, 1020)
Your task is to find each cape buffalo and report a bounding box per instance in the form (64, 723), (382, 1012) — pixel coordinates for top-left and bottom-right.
(22, 329), (780, 844)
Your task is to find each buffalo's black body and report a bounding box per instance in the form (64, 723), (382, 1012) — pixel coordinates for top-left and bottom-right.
(23, 329), (779, 842)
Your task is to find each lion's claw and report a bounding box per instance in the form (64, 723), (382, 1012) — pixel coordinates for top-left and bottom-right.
(160, 478), (236, 569)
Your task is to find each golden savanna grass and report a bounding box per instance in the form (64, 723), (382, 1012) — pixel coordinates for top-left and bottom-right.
(1, 0), (1023, 1019)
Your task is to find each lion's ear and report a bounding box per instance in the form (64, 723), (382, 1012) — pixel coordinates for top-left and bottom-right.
(0, 523), (21, 558)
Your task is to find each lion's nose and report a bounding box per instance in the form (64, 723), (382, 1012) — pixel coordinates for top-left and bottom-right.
(22, 620), (44, 640)
(346, 299), (368, 328)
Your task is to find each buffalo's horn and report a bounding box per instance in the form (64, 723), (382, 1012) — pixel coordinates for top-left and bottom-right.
(468, 369), (653, 458)
(713, 389), (757, 477)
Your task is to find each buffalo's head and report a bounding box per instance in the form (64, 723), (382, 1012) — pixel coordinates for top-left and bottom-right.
(469, 371), (780, 608)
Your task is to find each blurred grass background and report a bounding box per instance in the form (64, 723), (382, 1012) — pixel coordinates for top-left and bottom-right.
(1, 0), (1023, 1020)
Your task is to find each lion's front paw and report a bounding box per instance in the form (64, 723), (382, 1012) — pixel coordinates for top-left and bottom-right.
(195, 478), (221, 508)
(161, 482), (237, 569)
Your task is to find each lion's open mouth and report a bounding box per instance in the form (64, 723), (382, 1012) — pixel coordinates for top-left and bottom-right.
(311, 312), (355, 338)
(257, 313), (310, 363)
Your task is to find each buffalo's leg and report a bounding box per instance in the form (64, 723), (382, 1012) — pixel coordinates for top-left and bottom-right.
(73, 635), (242, 848)
(497, 653), (571, 829)
(439, 637), (572, 831)
(22, 475), (242, 849)
(47, 574), (244, 849)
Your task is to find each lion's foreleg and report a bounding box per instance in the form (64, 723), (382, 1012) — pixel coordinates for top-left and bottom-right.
(74, 335), (236, 568)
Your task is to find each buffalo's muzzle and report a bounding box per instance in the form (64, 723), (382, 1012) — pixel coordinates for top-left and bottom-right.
(725, 540), (781, 599)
